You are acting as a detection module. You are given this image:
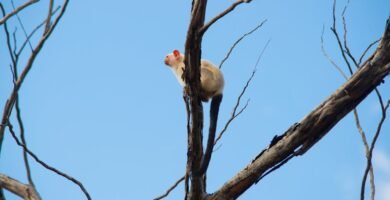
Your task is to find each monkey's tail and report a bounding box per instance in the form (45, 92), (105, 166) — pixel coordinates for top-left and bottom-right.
(199, 94), (223, 175)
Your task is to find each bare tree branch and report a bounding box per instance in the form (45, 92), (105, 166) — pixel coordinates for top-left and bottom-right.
(0, 0), (70, 153)
(331, 0), (353, 74)
(330, 3), (386, 199)
(1, 4), (36, 190)
(0, 0), (38, 25)
(358, 39), (380, 66)
(361, 94), (390, 200)
(208, 19), (390, 199)
(11, 0), (33, 51)
(219, 19), (267, 69)
(200, 0), (251, 34)
(154, 176), (185, 200)
(6, 122), (92, 200)
(17, 6), (61, 56)
(321, 25), (348, 79)
(216, 39), (269, 144)
(341, 1), (359, 68)
(0, 174), (40, 200)
(183, 0), (208, 198)
(44, 0), (54, 34)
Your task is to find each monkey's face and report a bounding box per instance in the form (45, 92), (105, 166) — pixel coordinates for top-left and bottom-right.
(164, 49), (183, 68)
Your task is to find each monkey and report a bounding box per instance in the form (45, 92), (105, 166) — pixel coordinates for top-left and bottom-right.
(164, 49), (224, 102)
(164, 49), (223, 175)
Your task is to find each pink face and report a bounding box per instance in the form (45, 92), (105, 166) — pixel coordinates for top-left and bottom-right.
(164, 49), (182, 67)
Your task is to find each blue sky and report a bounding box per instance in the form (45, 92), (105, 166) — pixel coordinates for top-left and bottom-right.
(0, 0), (389, 199)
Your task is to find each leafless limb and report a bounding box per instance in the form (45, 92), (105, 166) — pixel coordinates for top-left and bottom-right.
(17, 6), (61, 56)
(200, 0), (252, 34)
(154, 176), (185, 200)
(209, 18), (390, 199)
(219, 19), (267, 69)
(0, 0), (38, 25)
(321, 25), (348, 79)
(1, 4), (35, 189)
(215, 39), (270, 144)
(358, 39), (380, 66)
(329, 2), (388, 200)
(0, 174), (40, 200)
(0, 0), (70, 153)
(0, 1), (92, 199)
(11, 0), (33, 51)
(6, 122), (92, 200)
(341, 1), (359, 68)
(361, 95), (390, 200)
(331, 0), (353, 74)
(44, 0), (54, 34)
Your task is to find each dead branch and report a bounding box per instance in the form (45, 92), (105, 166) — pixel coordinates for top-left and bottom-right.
(17, 6), (61, 56)
(0, 0), (38, 25)
(184, 1), (207, 197)
(7, 122), (91, 200)
(154, 176), (185, 200)
(322, 14), (376, 199)
(200, 0), (251, 34)
(0, 174), (40, 200)
(208, 19), (390, 199)
(215, 39), (269, 144)
(1, 5), (35, 189)
(44, 0), (54, 34)
(321, 26), (348, 79)
(360, 95), (390, 200)
(219, 19), (267, 69)
(184, 1), (255, 198)
(0, 0), (69, 153)
(358, 39), (380, 65)
(331, 0), (353, 74)
(330, 2), (387, 199)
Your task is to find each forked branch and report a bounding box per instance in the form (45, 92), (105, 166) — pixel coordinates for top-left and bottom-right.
(0, 0), (38, 25)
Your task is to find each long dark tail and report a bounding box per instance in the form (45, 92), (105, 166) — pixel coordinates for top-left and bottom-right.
(199, 94), (223, 175)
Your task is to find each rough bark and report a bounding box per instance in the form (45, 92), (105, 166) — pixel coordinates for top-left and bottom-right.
(184, 0), (208, 199)
(0, 174), (40, 200)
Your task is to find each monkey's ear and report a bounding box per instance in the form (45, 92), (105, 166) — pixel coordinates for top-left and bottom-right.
(173, 49), (180, 58)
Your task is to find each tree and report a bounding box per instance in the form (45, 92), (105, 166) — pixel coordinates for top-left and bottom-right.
(0, 1), (389, 200)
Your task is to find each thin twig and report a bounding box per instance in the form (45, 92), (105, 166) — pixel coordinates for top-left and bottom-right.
(321, 25), (348, 79)
(215, 39), (270, 144)
(358, 39), (380, 66)
(1, 4), (36, 189)
(360, 95), (390, 200)
(341, 0), (359, 68)
(219, 19), (267, 69)
(200, 0), (251, 35)
(11, 0), (33, 51)
(7, 122), (92, 200)
(154, 176), (185, 200)
(326, 3), (378, 197)
(17, 6), (61, 56)
(0, 0), (38, 25)
(0, 0), (70, 152)
(44, 0), (54, 34)
(331, 0), (353, 74)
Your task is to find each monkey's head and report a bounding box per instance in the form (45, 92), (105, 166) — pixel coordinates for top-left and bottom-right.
(164, 49), (184, 68)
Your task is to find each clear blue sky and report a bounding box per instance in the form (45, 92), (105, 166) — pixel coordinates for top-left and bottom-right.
(1, 0), (389, 200)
